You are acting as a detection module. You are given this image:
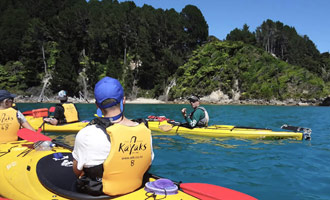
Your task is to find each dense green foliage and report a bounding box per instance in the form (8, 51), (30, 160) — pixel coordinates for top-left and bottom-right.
(226, 20), (329, 79)
(170, 41), (329, 101)
(0, 0), (207, 98)
(0, 1), (328, 102)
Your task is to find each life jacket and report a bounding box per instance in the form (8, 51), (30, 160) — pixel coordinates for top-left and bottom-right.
(102, 121), (152, 195)
(0, 107), (20, 142)
(190, 106), (209, 127)
(83, 117), (152, 196)
(62, 103), (79, 123)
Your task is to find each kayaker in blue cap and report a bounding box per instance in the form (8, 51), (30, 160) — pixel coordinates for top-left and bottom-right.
(43, 90), (79, 125)
(181, 95), (209, 128)
(72, 76), (154, 196)
(0, 90), (35, 143)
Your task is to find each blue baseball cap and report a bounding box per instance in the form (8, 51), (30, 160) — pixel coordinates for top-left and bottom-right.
(0, 90), (16, 101)
(94, 77), (124, 109)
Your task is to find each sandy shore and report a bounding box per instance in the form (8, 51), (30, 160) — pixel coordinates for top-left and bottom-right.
(14, 95), (327, 106)
(126, 98), (165, 104)
(14, 95), (167, 104)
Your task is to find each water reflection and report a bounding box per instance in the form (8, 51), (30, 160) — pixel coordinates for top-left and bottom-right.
(44, 132), (76, 147)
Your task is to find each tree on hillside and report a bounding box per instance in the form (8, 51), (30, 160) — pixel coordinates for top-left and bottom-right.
(226, 24), (256, 45)
(256, 19), (321, 75)
(320, 52), (330, 81)
(0, 6), (30, 64)
(180, 5), (208, 50)
(21, 18), (51, 88)
(49, 0), (89, 96)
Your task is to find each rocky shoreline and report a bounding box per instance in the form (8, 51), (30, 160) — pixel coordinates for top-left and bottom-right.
(14, 95), (330, 106)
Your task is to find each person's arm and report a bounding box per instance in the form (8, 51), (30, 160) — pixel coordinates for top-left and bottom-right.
(21, 121), (35, 131)
(17, 111), (35, 131)
(43, 118), (58, 125)
(150, 135), (154, 162)
(44, 105), (65, 125)
(182, 107), (192, 125)
(185, 109), (204, 128)
(72, 132), (85, 178)
(73, 159), (84, 177)
(181, 108), (187, 118)
(72, 126), (110, 178)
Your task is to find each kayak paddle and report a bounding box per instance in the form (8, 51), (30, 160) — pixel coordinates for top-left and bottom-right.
(17, 128), (73, 150)
(150, 174), (257, 200)
(17, 128), (52, 142)
(180, 183), (257, 200)
(158, 124), (173, 132)
(158, 120), (181, 132)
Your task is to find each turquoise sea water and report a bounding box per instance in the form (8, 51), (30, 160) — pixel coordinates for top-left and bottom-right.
(17, 103), (330, 200)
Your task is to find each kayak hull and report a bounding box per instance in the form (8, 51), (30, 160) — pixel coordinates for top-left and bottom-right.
(26, 116), (308, 140)
(0, 140), (197, 200)
(26, 116), (88, 133)
(148, 121), (306, 140)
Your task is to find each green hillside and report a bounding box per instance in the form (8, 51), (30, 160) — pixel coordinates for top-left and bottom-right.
(169, 40), (330, 101)
(0, 1), (329, 104)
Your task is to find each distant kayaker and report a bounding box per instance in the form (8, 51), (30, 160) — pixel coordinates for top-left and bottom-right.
(181, 95), (209, 128)
(0, 90), (35, 142)
(72, 76), (154, 196)
(43, 90), (79, 125)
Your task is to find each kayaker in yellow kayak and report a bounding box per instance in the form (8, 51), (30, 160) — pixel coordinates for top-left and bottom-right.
(72, 76), (154, 196)
(181, 95), (209, 128)
(0, 90), (35, 142)
(43, 90), (79, 125)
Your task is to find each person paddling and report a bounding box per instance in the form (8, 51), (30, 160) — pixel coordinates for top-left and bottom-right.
(0, 90), (35, 143)
(43, 90), (79, 125)
(181, 95), (209, 128)
(72, 76), (154, 196)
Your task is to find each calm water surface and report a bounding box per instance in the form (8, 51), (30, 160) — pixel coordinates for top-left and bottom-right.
(17, 103), (330, 200)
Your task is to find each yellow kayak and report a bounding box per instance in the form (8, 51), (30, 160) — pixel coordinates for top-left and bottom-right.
(147, 120), (311, 140)
(0, 136), (257, 200)
(26, 115), (311, 140)
(0, 140), (197, 200)
(26, 116), (88, 133)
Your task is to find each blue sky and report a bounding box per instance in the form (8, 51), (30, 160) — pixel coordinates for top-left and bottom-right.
(118, 0), (329, 53)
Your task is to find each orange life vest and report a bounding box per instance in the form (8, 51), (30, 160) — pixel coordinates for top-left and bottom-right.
(0, 107), (20, 143)
(62, 103), (79, 123)
(102, 123), (152, 196)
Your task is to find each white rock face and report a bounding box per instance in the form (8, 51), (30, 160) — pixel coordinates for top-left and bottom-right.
(201, 89), (232, 103)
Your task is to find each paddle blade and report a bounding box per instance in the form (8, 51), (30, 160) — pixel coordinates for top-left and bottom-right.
(159, 124), (173, 132)
(22, 110), (33, 116)
(49, 106), (55, 113)
(181, 183), (257, 200)
(17, 128), (51, 142)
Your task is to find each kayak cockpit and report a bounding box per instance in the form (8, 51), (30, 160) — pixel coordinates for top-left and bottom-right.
(36, 153), (113, 200)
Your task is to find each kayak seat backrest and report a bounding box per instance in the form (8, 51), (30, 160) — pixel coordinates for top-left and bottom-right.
(36, 153), (113, 200)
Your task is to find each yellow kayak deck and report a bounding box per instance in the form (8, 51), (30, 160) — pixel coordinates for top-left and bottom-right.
(0, 140), (197, 200)
(148, 120), (311, 140)
(26, 116), (88, 133)
(26, 116), (311, 140)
